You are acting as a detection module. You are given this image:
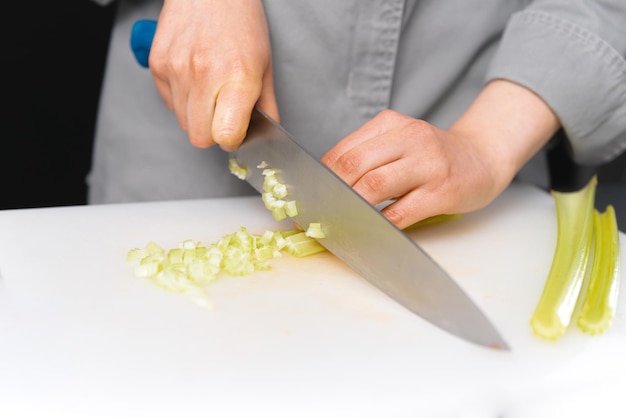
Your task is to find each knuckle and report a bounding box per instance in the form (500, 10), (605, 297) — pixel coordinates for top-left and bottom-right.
(335, 153), (362, 175)
(376, 108), (396, 122)
(189, 53), (212, 77)
(147, 52), (163, 72)
(359, 171), (388, 194)
(384, 204), (408, 226)
(407, 119), (436, 138)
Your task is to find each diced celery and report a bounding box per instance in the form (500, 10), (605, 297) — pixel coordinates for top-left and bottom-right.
(272, 183), (288, 199)
(134, 261), (160, 278)
(228, 158), (248, 180)
(305, 222), (326, 239)
(126, 247), (147, 262)
(285, 232), (327, 257)
(131, 159), (334, 308)
(145, 241), (165, 255)
(271, 207), (287, 221)
(285, 201), (298, 217)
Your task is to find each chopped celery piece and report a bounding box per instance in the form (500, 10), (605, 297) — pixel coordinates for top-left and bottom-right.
(146, 241), (165, 255)
(285, 232), (327, 257)
(272, 183), (288, 199)
(262, 168), (276, 177)
(126, 247), (147, 262)
(530, 176), (597, 341)
(285, 200), (298, 217)
(134, 260), (160, 278)
(263, 173), (280, 191)
(577, 205), (621, 335)
(305, 222), (326, 239)
(271, 206), (287, 221)
(257, 164), (299, 220)
(228, 158), (248, 180)
(230, 160), (302, 221)
(187, 259), (219, 285)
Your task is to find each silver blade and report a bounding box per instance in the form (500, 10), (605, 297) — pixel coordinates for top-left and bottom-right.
(232, 108), (509, 350)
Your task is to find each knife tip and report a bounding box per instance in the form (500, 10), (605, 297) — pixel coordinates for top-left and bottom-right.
(491, 342), (511, 351)
(486, 337), (511, 351)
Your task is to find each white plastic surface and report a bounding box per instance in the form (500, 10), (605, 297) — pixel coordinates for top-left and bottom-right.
(0, 182), (624, 417)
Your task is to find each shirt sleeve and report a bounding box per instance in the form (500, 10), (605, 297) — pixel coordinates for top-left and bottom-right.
(485, 0), (626, 165)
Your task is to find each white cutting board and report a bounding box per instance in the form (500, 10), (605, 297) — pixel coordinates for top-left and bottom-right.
(0, 182), (624, 418)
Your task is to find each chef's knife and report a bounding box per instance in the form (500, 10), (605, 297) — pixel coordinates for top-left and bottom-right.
(130, 19), (510, 350)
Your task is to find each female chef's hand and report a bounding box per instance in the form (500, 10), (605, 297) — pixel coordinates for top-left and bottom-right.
(148, 0), (278, 150)
(322, 80), (561, 229)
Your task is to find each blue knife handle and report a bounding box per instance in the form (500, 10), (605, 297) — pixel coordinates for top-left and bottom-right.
(130, 19), (157, 68)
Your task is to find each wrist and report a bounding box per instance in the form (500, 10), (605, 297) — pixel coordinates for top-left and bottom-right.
(449, 79), (560, 192)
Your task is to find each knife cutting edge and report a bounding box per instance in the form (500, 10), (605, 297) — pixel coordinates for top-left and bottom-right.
(130, 19), (510, 351)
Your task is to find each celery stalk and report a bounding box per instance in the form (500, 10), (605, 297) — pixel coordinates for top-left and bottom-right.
(577, 205), (621, 335)
(404, 213), (463, 231)
(530, 176), (597, 340)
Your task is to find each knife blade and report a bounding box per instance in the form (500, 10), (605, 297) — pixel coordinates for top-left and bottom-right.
(232, 108), (509, 350)
(129, 18), (509, 350)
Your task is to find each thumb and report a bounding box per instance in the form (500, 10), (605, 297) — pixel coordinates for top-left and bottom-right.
(212, 80), (262, 151)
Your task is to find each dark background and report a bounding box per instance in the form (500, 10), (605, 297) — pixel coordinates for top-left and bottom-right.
(2, 1), (625, 230)
(2, 1), (115, 210)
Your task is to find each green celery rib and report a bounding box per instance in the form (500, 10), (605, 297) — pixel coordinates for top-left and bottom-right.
(530, 176), (597, 341)
(284, 232), (327, 257)
(577, 205), (621, 335)
(404, 214), (463, 231)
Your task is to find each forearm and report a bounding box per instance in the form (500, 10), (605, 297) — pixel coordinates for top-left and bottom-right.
(486, 3), (626, 164)
(449, 79), (560, 195)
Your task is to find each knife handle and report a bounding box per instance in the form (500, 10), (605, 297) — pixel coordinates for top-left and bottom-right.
(130, 19), (157, 68)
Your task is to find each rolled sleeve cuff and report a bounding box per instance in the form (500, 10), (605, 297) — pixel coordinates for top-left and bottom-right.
(486, 10), (626, 165)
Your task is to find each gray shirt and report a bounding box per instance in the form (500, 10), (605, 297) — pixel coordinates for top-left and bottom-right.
(87, 0), (626, 204)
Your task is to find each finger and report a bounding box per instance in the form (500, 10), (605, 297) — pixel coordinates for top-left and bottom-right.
(185, 79), (216, 148)
(149, 29), (179, 113)
(326, 126), (413, 187)
(212, 79), (262, 151)
(256, 64), (280, 122)
(321, 109), (402, 167)
(321, 123), (379, 169)
(352, 156), (426, 207)
(171, 80), (192, 134)
(380, 187), (449, 230)
(150, 51), (192, 135)
(152, 76), (174, 110)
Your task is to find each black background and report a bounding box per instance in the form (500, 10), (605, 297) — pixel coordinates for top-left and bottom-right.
(2, 1), (115, 210)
